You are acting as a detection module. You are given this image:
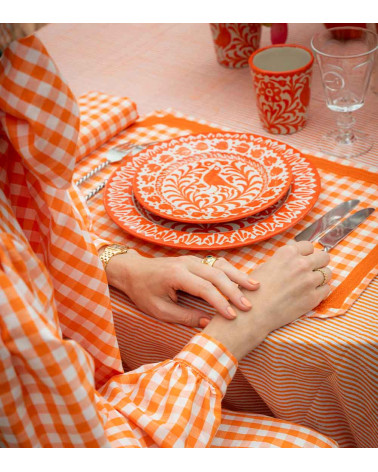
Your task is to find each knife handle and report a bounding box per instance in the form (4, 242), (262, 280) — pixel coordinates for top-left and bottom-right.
(85, 179), (108, 201)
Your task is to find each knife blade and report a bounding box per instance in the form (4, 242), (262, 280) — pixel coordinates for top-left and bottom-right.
(318, 208), (375, 252)
(295, 199), (360, 242)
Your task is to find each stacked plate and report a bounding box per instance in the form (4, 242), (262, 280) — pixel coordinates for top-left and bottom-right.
(104, 133), (321, 250)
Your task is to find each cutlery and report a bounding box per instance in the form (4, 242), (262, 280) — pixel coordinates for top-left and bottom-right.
(317, 208), (375, 252)
(75, 141), (159, 187)
(295, 199), (360, 242)
(84, 141), (160, 201)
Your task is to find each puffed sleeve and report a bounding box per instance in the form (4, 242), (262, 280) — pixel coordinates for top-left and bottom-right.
(98, 332), (237, 447)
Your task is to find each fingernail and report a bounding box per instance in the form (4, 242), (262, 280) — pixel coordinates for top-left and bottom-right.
(199, 318), (210, 328)
(248, 278), (260, 286)
(241, 296), (252, 308)
(226, 306), (237, 319)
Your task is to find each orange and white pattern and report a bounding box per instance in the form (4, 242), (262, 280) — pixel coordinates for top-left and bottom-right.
(76, 91), (138, 162)
(0, 33), (338, 447)
(132, 133), (293, 223)
(210, 23), (261, 68)
(251, 68), (313, 134)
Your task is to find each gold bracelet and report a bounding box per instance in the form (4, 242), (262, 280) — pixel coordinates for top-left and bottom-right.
(99, 244), (129, 270)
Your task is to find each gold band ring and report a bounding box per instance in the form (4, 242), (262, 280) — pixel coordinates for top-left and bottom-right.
(202, 255), (217, 267)
(314, 267), (328, 287)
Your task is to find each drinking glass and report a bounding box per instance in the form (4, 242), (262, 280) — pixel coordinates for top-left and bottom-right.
(311, 27), (377, 158)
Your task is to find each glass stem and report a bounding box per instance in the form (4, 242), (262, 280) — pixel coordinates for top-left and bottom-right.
(336, 112), (356, 145)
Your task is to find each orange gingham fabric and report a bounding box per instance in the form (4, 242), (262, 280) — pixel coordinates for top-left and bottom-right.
(74, 108), (377, 447)
(76, 91), (138, 162)
(0, 34), (338, 448)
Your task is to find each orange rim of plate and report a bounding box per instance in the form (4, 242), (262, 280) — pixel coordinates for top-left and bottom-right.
(104, 132), (321, 250)
(131, 134), (292, 223)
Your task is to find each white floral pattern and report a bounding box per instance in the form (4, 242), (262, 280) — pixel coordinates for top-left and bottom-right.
(133, 136), (292, 223)
(210, 23), (261, 68)
(251, 69), (313, 134)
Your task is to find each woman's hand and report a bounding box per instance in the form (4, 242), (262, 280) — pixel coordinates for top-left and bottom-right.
(204, 241), (332, 360)
(104, 249), (260, 328)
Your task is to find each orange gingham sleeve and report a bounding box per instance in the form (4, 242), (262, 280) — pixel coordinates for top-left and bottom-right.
(69, 183), (112, 251)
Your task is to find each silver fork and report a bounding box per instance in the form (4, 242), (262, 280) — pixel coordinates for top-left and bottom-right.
(75, 141), (159, 187)
(84, 141), (160, 201)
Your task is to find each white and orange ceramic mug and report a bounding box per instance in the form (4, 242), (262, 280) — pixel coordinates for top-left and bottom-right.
(249, 44), (314, 134)
(210, 23), (261, 68)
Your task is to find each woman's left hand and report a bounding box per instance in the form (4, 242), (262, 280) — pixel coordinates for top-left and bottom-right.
(104, 249), (260, 328)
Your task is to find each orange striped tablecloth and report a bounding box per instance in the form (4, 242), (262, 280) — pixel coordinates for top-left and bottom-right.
(74, 104), (378, 448)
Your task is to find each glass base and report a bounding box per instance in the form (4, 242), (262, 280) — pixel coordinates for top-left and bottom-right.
(319, 129), (373, 158)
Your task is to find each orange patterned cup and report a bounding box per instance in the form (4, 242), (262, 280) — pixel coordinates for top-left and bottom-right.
(210, 23), (261, 68)
(249, 44), (314, 134)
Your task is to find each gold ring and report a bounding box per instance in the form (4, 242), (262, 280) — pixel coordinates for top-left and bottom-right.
(314, 268), (328, 287)
(202, 255), (217, 267)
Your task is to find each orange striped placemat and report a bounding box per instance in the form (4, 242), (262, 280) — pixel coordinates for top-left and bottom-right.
(75, 108), (378, 319)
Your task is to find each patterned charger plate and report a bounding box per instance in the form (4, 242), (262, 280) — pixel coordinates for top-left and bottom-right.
(132, 134), (292, 223)
(104, 133), (321, 250)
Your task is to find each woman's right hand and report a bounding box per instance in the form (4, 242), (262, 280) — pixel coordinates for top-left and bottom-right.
(204, 241), (332, 361)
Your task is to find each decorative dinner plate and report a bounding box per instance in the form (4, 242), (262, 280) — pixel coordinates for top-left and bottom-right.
(104, 133), (321, 250)
(132, 135), (292, 223)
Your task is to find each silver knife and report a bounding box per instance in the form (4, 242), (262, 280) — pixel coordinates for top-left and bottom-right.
(318, 208), (375, 252)
(295, 199), (360, 242)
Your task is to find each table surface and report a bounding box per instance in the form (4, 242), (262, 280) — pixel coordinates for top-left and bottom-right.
(38, 23), (378, 168)
(38, 23), (378, 448)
